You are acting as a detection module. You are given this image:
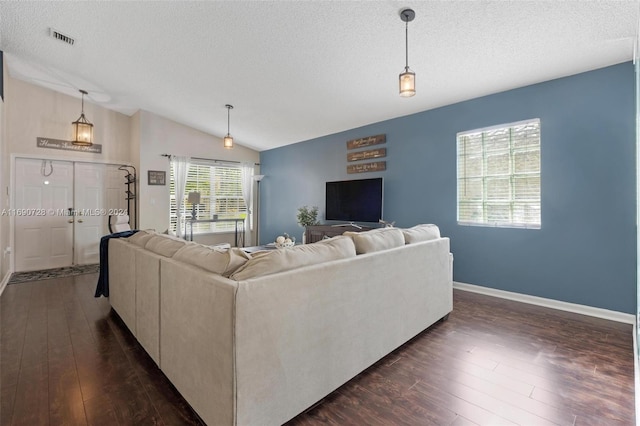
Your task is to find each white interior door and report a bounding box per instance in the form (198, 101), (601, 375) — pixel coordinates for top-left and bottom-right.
(74, 163), (107, 265)
(14, 159), (74, 271)
(15, 159), (130, 272)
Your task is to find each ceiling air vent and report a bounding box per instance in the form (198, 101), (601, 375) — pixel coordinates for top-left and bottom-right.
(49, 28), (75, 46)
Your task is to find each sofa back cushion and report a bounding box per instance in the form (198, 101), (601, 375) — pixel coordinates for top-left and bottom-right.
(343, 227), (404, 254)
(127, 230), (155, 247)
(145, 234), (188, 257)
(402, 224), (441, 244)
(172, 244), (250, 277)
(229, 236), (356, 281)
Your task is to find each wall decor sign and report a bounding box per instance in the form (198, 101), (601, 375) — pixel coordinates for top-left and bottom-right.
(37, 137), (102, 154)
(347, 148), (386, 162)
(347, 161), (386, 174)
(148, 170), (166, 185)
(346, 134), (386, 150)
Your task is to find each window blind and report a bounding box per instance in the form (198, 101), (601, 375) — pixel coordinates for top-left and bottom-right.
(170, 163), (246, 234)
(457, 119), (541, 228)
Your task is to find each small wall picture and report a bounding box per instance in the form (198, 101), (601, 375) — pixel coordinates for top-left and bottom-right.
(148, 170), (166, 185)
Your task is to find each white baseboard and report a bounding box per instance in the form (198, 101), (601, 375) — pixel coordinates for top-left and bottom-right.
(453, 281), (635, 325)
(0, 270), (11, 297)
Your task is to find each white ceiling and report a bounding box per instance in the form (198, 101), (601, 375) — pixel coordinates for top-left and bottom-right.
(0, 1), (638, 152)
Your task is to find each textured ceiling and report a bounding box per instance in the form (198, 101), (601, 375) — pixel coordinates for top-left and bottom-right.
(0, 1), (638, 151)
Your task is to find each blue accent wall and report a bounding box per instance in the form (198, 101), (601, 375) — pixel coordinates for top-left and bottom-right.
(260, 63), (636, 314)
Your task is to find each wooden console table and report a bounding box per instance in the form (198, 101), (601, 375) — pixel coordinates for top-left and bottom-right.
(304, 224), (375, 244)
(184, 218), (245, 247)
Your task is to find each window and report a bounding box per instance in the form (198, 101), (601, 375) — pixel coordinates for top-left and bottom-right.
(457, 119), (541, 228)
(170, 162), (246, 234)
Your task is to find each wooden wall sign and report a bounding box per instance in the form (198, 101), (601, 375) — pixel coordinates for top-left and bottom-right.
(37, 137), (102, 154)
(347, 148), (386, 162)
(347, 161), (386, 174)
(346, 134), (386, 150)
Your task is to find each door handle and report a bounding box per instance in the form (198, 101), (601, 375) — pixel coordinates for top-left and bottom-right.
(78, 219), (84, 223)
(68, 219), (74, 223)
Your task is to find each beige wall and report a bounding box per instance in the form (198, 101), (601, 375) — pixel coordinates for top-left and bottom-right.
(129, 111), (141, 228)
(2, 77), (133, 276)
(1, 77), (260, 278)
(137, 110), (260, 246)
(6, 78), (131, 163)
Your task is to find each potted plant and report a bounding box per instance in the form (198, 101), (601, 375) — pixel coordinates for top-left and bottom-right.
(297, 205), (319, 244)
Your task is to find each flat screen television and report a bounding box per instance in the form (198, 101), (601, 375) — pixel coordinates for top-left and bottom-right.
(325, 177), (383, 223)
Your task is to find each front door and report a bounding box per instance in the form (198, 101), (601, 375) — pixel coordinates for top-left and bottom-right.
(14, 159), (129, 272)
(14, 158), (74, 271)
(74, 163), (106, 265)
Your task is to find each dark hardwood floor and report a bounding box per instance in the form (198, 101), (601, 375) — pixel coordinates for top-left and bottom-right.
(1, 273), (635, 425)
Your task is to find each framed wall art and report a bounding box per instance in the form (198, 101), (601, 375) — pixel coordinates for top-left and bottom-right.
(148, 170), (166, 185)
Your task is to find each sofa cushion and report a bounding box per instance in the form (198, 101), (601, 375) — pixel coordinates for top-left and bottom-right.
(127, 230), (155, 247)
(343, 227), (404, 254)
(229, 236), (356, 280)
(402, 224), (441, 244)
(145, 234), (188, 257)
(173, 244), (250, 277)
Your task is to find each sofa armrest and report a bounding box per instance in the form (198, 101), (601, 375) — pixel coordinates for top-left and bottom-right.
(134, 248), (164, 365)
(159, 257), (239, 426)
(108, 238), (137, 334)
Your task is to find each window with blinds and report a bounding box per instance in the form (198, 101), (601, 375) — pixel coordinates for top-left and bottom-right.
(170, 162), (246, 234)
(457, 119), (541, 229)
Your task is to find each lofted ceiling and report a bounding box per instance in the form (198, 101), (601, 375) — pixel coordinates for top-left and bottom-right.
(0, 1), (638, 152)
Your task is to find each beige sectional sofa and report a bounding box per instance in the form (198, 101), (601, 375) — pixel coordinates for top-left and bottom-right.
(108, 224), (453, 426)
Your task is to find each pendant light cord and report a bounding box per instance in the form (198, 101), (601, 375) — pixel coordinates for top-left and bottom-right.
(225, 104), (234, 137)
(79, 89), (88, 116)
(405, 18), (409, 70)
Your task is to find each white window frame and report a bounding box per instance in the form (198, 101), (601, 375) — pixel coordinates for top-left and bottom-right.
(457, 118), (541, 229)
(169, 161), (247, 235)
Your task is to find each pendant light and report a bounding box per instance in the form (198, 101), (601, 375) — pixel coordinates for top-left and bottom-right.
(224, 104), (234, 149)
(72, 89), (94, 146)
(399, 8), (416, 97)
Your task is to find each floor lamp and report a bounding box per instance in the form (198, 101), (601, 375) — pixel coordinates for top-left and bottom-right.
(253, 175), (265, 245)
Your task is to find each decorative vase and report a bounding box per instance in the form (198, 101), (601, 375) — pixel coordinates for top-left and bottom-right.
(302, 230), (307, 245)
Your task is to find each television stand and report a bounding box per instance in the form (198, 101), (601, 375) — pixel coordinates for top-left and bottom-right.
(304, 224), (374, 244)
(330, 222), (363, 229)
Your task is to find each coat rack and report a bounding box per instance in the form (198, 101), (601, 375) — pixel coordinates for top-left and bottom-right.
(118, 165), (137, 229)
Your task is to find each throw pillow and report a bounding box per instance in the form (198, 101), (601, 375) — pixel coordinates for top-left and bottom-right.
(343, 227), (404, 254)
(402, 224), (441, 244)
(172, 244), (250, 277)
(229, 235), (356, 280)
(127, 230), (155, 247)
(145, 234), (188, 257)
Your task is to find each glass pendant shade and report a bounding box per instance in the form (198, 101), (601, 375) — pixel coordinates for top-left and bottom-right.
(223, 134), (234, 149)
(72, 90), (93, 146)
(72, 114), (94, 146)
(223, 104), (234, 149)
(399, 68), (416, 97)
